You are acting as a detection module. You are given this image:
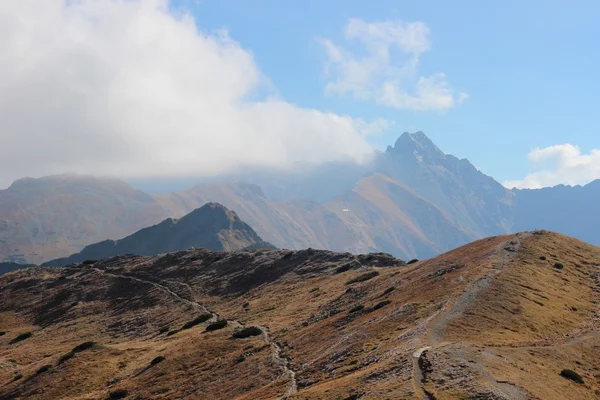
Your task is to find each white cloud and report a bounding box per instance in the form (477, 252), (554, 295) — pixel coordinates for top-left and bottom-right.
(504, 144), (600, 189)
(320, 18), (467, 111)
(0, 0), (384, 188)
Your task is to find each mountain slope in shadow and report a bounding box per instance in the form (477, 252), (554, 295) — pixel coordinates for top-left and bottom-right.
(42, 202), (275, 266)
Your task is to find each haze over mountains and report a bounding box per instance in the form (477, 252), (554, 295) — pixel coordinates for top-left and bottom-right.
(1, 132), (598, 265)
(42, 203), (275, 267)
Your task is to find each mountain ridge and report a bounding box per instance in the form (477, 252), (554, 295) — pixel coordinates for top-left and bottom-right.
(1, 132), (598, 264)
(42, 202), (275, 267)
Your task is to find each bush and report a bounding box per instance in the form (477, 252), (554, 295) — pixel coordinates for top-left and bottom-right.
(349, 304), (364, 314)
(335, 263), (353, 274)
(10, 332), (32, 344)
(382, 286), (395, 295)
(407, 259), (419, 265)
(72, 341), (95, 353)
(182, 313), (212, 330)
(36, 365), (51, 374)
(553, 262), (564, 270)
(0, 331), (5, 336)
(371, 300), (391, 311)
(539, 256), (547, 260)
(560, 369), (584, 384)
(206, 320), (228, 331)
(158, 326), (169, 334)
(150, 356), (165, 366)
(58, 352), (75, 365)
(166, 329), (180, 336)
(346, 270), (379, 285)
(236, 354), (246, 363)
(242, 302), (250, 308)
(232, 326), (263, 339)
(13, 374), (23, 381)
(108, 389), (129, 399)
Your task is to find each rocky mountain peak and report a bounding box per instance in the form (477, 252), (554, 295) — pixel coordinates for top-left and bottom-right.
(388, 131), (445, 160)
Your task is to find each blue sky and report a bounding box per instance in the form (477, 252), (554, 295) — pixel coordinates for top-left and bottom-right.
(1, 1), (598, 189)
(182, 0), (600, 187)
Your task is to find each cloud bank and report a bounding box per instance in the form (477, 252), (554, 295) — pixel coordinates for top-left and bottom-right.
(320, 19), (467, 111)
(505, 144), (600, 189)
(0, 0), (383, 188)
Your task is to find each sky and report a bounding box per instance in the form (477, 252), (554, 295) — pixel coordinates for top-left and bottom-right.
(1, 0), (599, 190)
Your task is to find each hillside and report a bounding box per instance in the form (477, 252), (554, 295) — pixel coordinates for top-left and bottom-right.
(42, 203), (275, 267)
(1, 231), (598, 399)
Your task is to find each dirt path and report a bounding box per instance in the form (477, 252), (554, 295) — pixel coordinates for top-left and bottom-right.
(93, 267), (297, 399)
(92, 268), (208, 312)
(258, 325), (298, 399)
(410, 234), (530, 400)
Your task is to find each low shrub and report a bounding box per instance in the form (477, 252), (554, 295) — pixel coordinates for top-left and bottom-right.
(236, 354), (246, 363)
(0, 331), (5, 336)
(553, 262), (564, 270)
(166, 329), (180, 336)
(158, 326), (170, 334)
(72, 341), (95, 353)
(150, 356), (165, 366)
(309, 287), (319, 293)
(108, 389), (129, 399)
(539, 256), (547, 260)
(13, 374), (23, 381)
(242, 302), (250, 308)
(407, 259), (419, 265)
(206, 320), (228, 331)
(10, 332), (32, 344)
(349, 304), (364, 314)
(232, 326), (263, 339)
(82, 260), (97, 265)
(182, 313), (212, 330)
(58, 351), (74, 365)
(382, 286), (395, 295)
(335, 263), (353, 274)
(346, 270), (379, 285)
(371, 300), (392, 311)
(36, 365), (51, 374)
(560, 369), (584, 384)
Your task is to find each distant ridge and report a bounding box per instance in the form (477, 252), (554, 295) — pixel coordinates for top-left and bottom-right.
(0, 262), (34, 276)
(43, 202), (275, 266)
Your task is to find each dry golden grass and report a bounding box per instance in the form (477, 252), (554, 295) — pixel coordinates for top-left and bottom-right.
(1, 231), (598, 399)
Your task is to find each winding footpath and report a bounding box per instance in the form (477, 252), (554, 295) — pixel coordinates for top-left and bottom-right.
(91, 267), (298, 399)
(410, 234), (530, 400)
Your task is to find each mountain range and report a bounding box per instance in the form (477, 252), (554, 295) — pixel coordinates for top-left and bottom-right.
(1, 132), (598, 264)
(2, 230), (598, 399)
(42, 203), (275, 267)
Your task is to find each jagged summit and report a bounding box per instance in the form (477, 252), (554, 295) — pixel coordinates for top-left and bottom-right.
(42, 202), (275, 266)
(387, 131), (445, 159)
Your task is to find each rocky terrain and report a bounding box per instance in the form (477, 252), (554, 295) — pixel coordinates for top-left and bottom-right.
(1, 230), (598, 399)
(42, 203), (275, 267)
